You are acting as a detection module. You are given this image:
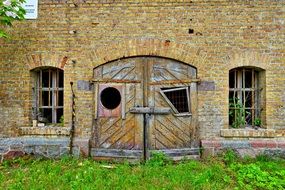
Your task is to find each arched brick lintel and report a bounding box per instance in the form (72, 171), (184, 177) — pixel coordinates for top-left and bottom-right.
(88, 39), (209, 72)
(26, 54), (68, 70)
(226, 50), (271, 71)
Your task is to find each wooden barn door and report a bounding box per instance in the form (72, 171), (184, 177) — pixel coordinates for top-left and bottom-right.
(147, 58), (198, 159)
(92, 58), (144, 160)
(92, 57), (198, 160)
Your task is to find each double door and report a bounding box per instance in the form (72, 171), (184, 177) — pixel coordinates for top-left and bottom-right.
(92, 57), (198, 160)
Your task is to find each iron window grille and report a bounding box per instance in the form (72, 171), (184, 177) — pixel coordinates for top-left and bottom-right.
(229, 68), (262, 127)
(160, 86), (191, 116)
(35, 68), (64, 124)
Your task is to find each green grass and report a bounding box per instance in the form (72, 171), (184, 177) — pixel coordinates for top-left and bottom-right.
(0, 152), (284, 190)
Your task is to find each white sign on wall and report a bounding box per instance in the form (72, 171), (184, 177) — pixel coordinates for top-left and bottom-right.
(22, 0), (38, 19)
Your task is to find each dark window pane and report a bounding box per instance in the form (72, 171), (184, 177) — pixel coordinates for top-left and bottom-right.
(58, 70), (64, 88)
(245, 91), (252, 108)
(162, 88), (189, 113)
(42, 70), (50, 88)
(229, 91), (235, 106)
(229, 91), (239, 106)
(229, 108), (234, 125)
(58, 90), (63, 106)
(229, 71), (235, 88)
(56, 108), (63, 123)
(244, 70), (252, 88)
(50, 91), (53, 106)
(245, 109), (252, 125)
(39, 108), (52, 123)
(41, 91), (50, 106)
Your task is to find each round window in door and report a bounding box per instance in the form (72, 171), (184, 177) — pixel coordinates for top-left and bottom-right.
(100, 87), (121, 110)
(98, 85), (123, 117)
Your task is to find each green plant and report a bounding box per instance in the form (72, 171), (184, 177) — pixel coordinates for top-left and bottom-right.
(254, 117), (262, 127)
(146, 152), (172, 167)
(59, 115), (64, 127)
(229, 98), (248, 128)
(230, 162), (285, 190)
(0, 0), (26, 38)
(223, 149), (238, 165)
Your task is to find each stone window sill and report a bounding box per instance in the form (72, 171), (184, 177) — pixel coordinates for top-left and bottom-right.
(21, 127), (70, 136)
(221, 128), (277, 138)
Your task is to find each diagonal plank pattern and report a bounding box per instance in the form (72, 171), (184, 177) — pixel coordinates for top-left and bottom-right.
(95, 58), (142, 150)
(93, 57), (197, 158)
(149, 58), (195, 150)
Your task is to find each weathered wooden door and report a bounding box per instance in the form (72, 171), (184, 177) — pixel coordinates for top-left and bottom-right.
(92, 57), (198, 160)
(92, 58), (144, 160)
(147, 58), (198, 159)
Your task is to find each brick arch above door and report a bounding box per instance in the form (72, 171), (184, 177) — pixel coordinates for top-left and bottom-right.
(88, 38), (209, 72)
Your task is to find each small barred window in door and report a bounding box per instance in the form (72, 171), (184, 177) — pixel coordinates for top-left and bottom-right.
(161, 87), (190, 114)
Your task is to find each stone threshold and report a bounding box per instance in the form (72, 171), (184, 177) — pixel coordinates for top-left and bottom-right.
(221, 128), (285, 138)
(20, 127), (71, 136)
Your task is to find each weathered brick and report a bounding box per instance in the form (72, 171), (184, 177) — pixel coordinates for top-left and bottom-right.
(0, 0), (284, 159)
(201, 140), (221, 148)
(277, 141), (285, 149)
(221, 141), (251, 149)
(3, 150), (25, 160)
(266, 141), (277, 148)
(250, 140), (267, 148)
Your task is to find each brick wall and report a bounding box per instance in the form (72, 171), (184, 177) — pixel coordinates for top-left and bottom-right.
(0, 0), (284, 158)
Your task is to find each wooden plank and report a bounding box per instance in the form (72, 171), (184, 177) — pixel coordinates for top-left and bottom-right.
(121, 83), (126, 120)
(157, 115), (191, 143)
(148, 78), (156, 150)
(129, 107), (171, 114)
(155, 119), (186, 148)
(150, 148), (200, 157)
(91, 148), (143, 158)
(90, 79), (141, 84)
(149, 79), (200, 85)
(190, 82), (198, 144)
(93, 83), (99, 120)
(229, 88), (260, 91)
(154, 127), (175, 149)
(143, 58), (149, 160)
(159, 114), (191, 139)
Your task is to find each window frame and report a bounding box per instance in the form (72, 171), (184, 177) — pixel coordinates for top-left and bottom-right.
(229, 68), (262, 127)
(160, 86), (192, 117)
(35, 68), (64, 124)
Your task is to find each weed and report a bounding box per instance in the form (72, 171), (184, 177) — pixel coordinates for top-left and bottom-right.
(231, 163), (285, 190)
(223, 149), (239, 165)
(229, 98), (247, 128)
(255, 154), (272, 162)
(59, 115), (64, 127)
(146, 151), (172, 167)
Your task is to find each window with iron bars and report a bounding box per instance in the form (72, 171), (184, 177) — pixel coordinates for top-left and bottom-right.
(160, 86), (191, 116)
(34, 68), (64, 124)
(229, 68), (263, 128)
